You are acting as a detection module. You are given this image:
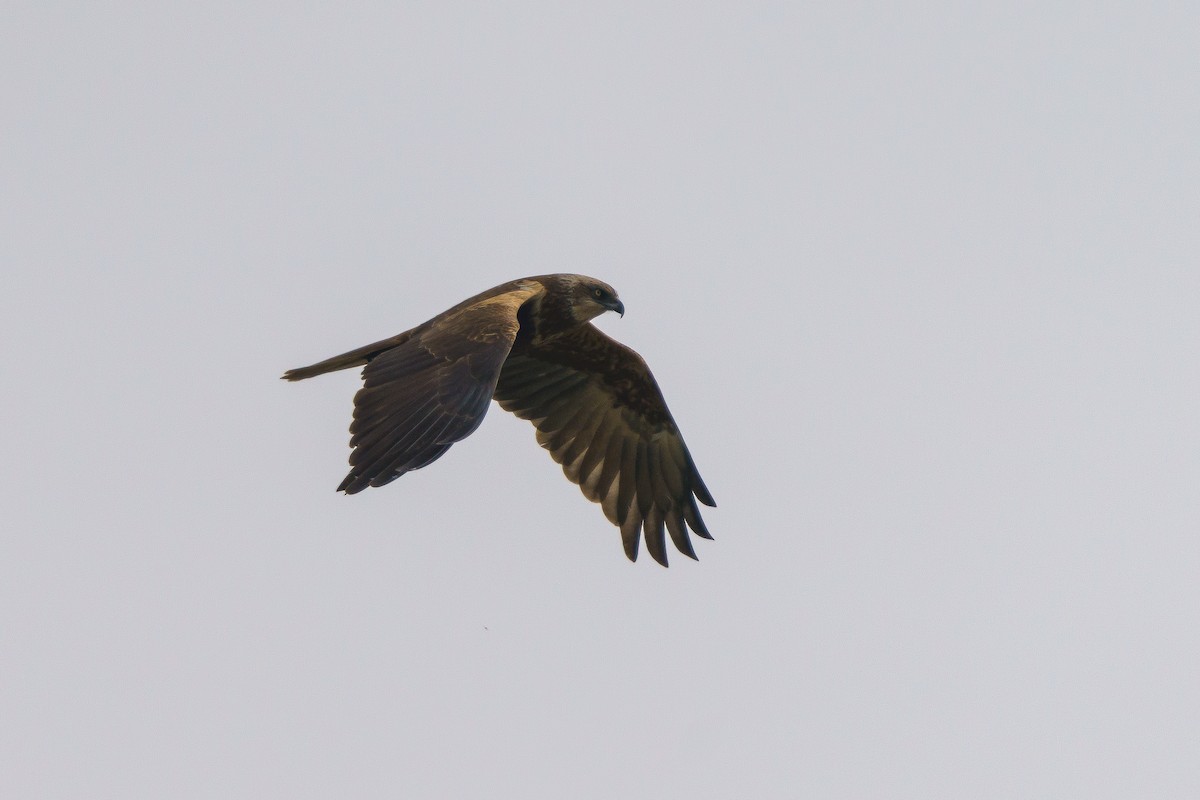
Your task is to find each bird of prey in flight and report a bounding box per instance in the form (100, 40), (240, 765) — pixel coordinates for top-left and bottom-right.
(283, 274), (714, 566)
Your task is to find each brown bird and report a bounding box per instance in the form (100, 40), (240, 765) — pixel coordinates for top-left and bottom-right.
(283, 274), (714, 566)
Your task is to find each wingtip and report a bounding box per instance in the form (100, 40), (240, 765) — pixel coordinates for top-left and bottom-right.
(620, 518), (641, 563)
(337, 473), (367, 494)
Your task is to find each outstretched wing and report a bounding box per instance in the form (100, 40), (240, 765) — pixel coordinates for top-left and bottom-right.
(337, 286), (542, 493)
(494, 324), (715, 566)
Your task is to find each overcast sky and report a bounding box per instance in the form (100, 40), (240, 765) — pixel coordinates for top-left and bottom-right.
(3, 3), (1198, 798)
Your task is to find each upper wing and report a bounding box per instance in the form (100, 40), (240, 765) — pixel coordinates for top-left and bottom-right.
(337, 286), (541, 493)
(493, 323), (715, 566)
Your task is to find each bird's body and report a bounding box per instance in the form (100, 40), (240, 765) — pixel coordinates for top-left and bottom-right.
(284, 274), (714, 566)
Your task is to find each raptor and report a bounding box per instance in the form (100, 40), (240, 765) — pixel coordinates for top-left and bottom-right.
(284, 274), (714, 566)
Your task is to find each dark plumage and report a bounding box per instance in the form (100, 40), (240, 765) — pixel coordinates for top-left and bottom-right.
(283, 274), (714, 566)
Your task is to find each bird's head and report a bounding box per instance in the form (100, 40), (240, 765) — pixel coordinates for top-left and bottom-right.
(567, 276), (624, 322)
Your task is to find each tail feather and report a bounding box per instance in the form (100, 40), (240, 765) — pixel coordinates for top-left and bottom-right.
(281, 333), (410, 381)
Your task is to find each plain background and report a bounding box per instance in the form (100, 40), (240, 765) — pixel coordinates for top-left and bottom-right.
(3, 3), (1197, 797)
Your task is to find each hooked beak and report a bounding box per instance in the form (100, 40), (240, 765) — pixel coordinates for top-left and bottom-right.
(603, 297), (625, 318)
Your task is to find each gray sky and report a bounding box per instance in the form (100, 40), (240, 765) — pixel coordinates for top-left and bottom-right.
(3, 3), (1198, 797)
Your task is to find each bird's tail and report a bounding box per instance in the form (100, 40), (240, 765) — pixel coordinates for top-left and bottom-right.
(281, 333), (410, 381)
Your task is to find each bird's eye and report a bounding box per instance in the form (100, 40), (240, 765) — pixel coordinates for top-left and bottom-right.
(593, 288), (603, 298)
